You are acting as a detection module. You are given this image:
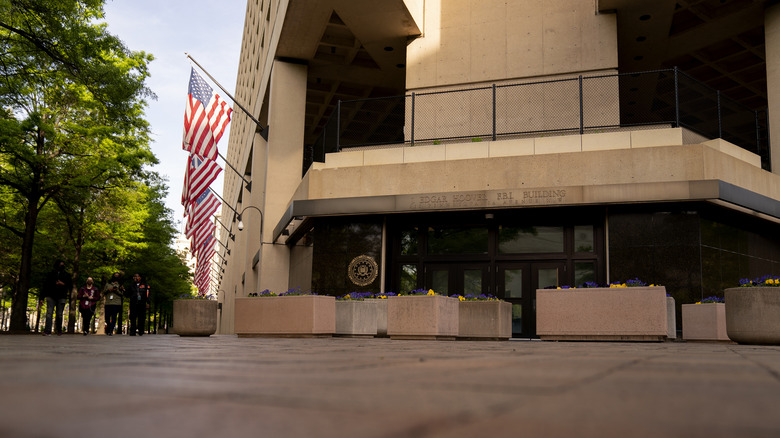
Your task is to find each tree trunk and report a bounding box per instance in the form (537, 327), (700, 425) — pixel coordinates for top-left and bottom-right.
(9, 192), (42, 333)
(34, 299), (42, 333)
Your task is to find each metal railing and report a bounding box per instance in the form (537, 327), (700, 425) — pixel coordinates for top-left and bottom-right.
(307, 68), (770, 173)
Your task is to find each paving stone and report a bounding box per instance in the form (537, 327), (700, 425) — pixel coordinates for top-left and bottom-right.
(1, 335), (779, 437)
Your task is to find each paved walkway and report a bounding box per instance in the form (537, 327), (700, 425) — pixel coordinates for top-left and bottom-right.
(1, 334), (780, 438)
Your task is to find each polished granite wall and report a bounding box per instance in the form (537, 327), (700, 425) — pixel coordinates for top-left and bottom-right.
(311, 216), (383, 296)
(608, 203), (780, 308)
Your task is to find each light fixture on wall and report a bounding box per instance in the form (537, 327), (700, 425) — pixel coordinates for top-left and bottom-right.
(236, 205), (264, 233)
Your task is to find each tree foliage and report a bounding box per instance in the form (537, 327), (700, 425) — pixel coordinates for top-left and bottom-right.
(0, 0), (193, 332)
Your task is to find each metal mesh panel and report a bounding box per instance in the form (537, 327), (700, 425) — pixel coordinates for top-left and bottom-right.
(720, 93), (760, 155)
(498, 78), (580, 136)
(319, 68), (769, 170)
(413, 87), (493, 142)
(677, 71), (720, 140)
(338, 96), (405, 148)
(614, 70), (677, 128)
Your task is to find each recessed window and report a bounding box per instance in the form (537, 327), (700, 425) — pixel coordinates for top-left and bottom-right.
(400, 229), (418, 255)
(427, 226), (489, 255)
(400, 264), (417, 292)
(498, 226), (564, 254)
(574, 225), (594, 252)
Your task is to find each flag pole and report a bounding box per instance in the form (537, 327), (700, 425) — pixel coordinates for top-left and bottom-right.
(217, 151), (252, 192)
(208, 187), (237, 215)
(185, 52), (269, 140)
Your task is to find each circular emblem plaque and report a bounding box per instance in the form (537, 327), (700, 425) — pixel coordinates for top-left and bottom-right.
(347, 255), (378, 286)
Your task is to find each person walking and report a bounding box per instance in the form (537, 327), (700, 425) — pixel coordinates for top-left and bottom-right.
(41, 260), (72, 336)
(127, 273), (150, 336)
(77, 277), (100, 335)
(103, 272), (124, 336)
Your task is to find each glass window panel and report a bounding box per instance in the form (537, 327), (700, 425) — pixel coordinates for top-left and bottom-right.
(511, 304), (523, 334)
(574, 225), (594, 253)
(427, 227), (488, 255)
(504, 269), (523, 298)
(463, 269), (482, 295)
(498, 226), (564, 253)
(574, 262), (595, 287)
(431, 270), (449, 295)
(537, 268), (559, 289)
(400, 229), (418, 255)
(400, 264), (417, 292)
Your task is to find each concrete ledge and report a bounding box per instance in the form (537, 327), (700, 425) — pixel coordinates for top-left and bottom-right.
(446, 142), (489, 160)
(324, 150), (363, 168)
(404, 144), (446, 163)
(535, 134), (582, 154)
(582, 131), (631, 151)
(631, 127), (683, 148)
(489, 138), (534, 157)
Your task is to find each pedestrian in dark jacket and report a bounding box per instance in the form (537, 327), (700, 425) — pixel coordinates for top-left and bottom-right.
(102, 272), (124, 336)
(77, 277), (100, 335)
(41, 260), (72, 336)
(127, 273), (150, 336)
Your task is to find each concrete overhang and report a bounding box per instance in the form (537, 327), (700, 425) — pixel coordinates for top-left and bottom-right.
(273, 179), (780, 244)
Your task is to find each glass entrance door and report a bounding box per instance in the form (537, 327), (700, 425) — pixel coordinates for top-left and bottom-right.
(496, 262), (565, 337)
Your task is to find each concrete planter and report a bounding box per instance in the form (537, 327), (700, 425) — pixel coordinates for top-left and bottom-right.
(335, 300), (377, 337)
(387, 295), (459, 340)
(458, 300), (512, 340)
(536, 286), (669, 341)
(725, 287), (780, 345)
(173, 299), (217, 337)
(667, 296), (677, 340)
(682, 303), (728, 342)
(367, 298), (389, 337)
(234, 295), (335, 338)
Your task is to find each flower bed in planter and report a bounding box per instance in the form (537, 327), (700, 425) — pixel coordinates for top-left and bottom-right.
(536, 281), (669, 342)
(682, 297), (728, 342)
(387, 291), (459, 340)
(454, 295), (511, 341)
(235, 290), (335, 338)
(725, 276), (780, 345)
(335, 293), (377, 337)
(173, 299), (218, 337)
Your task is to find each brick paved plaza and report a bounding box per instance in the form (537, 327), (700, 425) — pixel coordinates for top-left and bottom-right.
(1, 335), (780, 437)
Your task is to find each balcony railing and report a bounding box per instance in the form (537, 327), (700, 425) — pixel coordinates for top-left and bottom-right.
(306, 68), (770, 173)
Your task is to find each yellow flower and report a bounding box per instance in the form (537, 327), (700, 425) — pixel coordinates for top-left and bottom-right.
(458, 296), (465, 301)
(427, 289), (435, 296)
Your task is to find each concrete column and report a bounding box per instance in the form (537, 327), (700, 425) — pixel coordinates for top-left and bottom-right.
(256, 60), (308, 293)
(766, 4), (780, 174)
(242, 132), (267, 296)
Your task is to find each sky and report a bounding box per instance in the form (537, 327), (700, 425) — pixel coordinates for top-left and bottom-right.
(102, 0), (247, 234)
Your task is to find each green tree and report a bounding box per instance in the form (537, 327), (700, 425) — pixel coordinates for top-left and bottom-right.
(0, 0), (155, 332)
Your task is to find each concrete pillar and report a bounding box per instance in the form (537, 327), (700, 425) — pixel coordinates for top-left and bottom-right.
(766, 4), (780, 174)
(256, 60), (308, 293)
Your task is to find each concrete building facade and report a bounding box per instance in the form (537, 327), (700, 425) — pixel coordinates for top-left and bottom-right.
(216, 0), (780, 336)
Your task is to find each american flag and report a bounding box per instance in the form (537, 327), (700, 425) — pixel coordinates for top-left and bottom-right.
(196, 235), (216, 265)
(191, 221), (217, 257)
(184, 190), (220, 240)
(181, 154), (222, 207)
(183, 68), (232, 160)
